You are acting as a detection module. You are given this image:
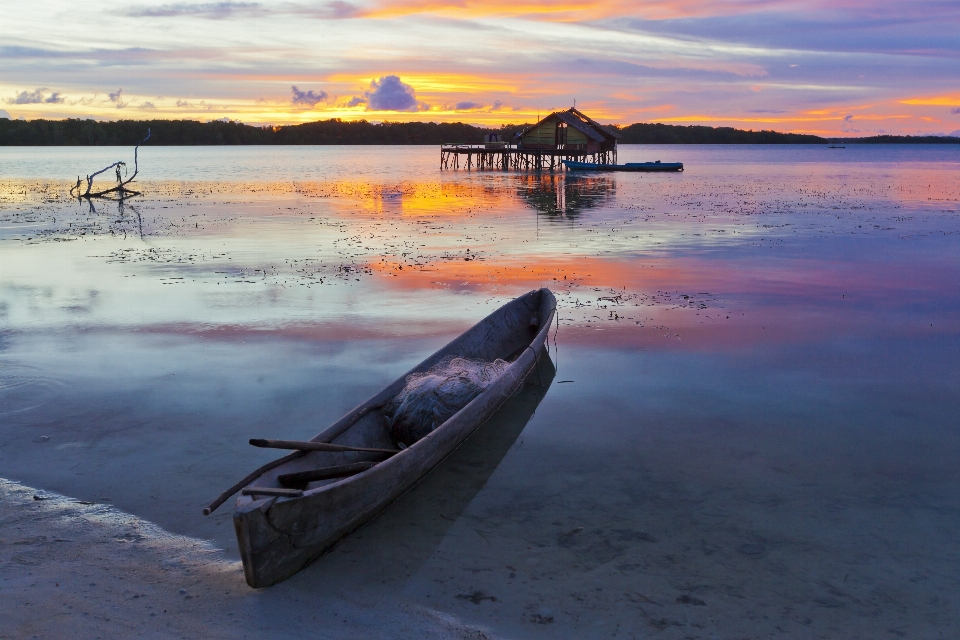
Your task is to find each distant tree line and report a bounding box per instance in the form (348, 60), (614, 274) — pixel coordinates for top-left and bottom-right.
(0, 117), (957, 145)
(0, 118), (498, 146)
(613, 123), (826, 144)
(828, 135), (960, 144)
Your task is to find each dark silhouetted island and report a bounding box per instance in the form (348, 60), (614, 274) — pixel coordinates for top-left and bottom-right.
(1, 117), (957, 145)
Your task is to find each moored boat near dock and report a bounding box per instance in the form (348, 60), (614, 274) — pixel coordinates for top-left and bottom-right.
(207, 289), (557, 587)
(563, 159), (684, 172)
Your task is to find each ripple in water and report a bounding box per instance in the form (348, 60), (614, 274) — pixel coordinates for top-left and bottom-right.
(0, 363), (66, 416)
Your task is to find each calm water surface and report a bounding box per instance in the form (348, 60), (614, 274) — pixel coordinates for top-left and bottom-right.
(1, 144), (959, 637)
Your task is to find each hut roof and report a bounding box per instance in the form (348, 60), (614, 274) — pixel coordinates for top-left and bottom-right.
(519, 108), (621, 142)
(555, 111), (606, 142)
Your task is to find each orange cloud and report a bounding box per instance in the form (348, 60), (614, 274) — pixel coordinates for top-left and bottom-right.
(357, 0), (845, 22)
(900, 93), (960, 107)
(329, 73), (525, 94)
(362, 0), (600, 21)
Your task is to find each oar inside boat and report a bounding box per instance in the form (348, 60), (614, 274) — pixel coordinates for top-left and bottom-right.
(249, 439), (400, 455)
(277, 462), (378, 489)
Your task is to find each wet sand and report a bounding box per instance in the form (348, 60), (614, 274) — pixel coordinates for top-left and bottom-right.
(5, 386), (958, 640)
(0, 478), (500, 639)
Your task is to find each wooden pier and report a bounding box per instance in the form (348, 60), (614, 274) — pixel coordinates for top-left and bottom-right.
(440, 144), (616, 171)
(441, 108), (620, 171)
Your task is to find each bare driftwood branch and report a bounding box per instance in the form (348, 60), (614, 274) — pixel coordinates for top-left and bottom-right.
(70, 129), (151, 199)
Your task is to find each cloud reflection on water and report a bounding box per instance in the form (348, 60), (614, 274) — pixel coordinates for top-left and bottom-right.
(2, 148), (959, 358)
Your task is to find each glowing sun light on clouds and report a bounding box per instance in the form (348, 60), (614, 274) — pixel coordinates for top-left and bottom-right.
(0, 0), (958, 134)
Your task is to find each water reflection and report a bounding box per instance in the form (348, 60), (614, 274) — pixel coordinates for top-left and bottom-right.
(324, 353), (556, 575)
(80, 193), (145, 239)
(2, 146), (959, 636)
(515, 173), (616, 219)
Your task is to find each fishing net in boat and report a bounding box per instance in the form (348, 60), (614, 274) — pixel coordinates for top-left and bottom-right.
(384, 356), (511, 446)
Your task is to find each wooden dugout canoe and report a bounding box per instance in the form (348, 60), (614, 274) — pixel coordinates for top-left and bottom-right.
(230, 288), (557, 587)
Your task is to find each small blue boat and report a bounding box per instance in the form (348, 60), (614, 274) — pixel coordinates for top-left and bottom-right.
(563, 159), (684, 172)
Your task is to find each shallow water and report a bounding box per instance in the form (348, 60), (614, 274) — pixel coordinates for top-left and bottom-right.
(2, 144), (960, 637)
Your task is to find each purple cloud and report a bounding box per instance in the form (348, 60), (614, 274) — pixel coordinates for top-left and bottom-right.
(323, 1), (360, 18)
(124, 2), (261, 18)
(951, 107), (960, 114)
(454, 101), (483, 110)
(841, 114), (860, 133)
(351, 76), (428, 112)
(621, 8), (960, 59)
(125, 1), (359, 19)
(295, 1), (360, 18)
(109, 87), (126, 108)
(291, 85), (327, 107)
(6, 87), (65, 104)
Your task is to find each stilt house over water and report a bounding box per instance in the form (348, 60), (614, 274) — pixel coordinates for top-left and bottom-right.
(440, 107), (619, 170)
(517, 108), (620, 156)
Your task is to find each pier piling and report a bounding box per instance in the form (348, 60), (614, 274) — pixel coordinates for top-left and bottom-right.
(439, 144), (616, 172)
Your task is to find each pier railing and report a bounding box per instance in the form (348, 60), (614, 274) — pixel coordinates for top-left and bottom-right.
(441, 142), (516, 150)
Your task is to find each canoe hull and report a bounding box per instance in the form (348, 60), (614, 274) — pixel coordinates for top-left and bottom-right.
(233, 289), (556, 587)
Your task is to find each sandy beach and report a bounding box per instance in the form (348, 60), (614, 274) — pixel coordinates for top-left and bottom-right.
(0, 476), (505, 640)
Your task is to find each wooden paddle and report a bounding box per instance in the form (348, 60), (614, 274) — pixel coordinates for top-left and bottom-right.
(278, 461), (378, 488)
(202, 402), (390, 516)
(240, 487), (303, 498)
(249, 438), (400, 455)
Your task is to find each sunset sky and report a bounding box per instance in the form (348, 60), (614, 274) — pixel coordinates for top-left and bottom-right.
(2, 0), (959, 135)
